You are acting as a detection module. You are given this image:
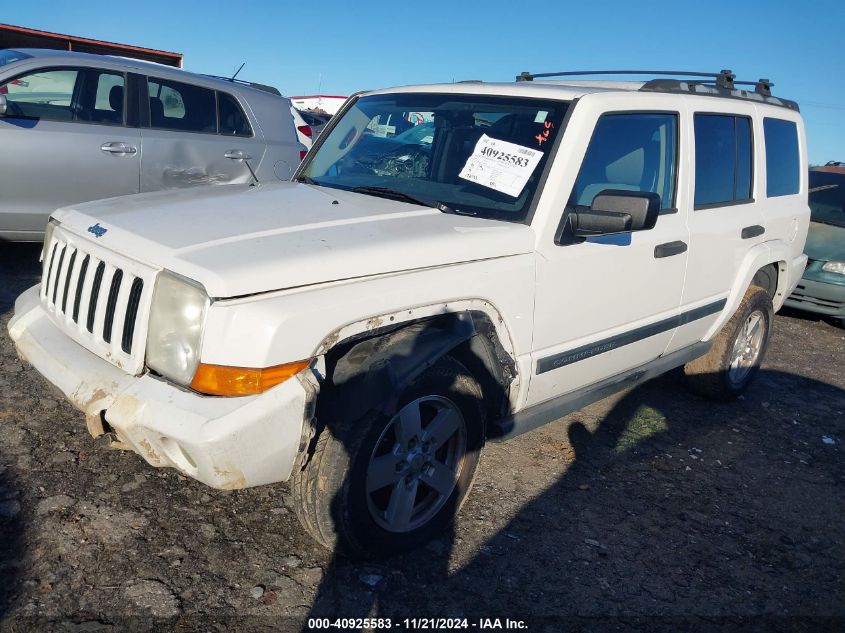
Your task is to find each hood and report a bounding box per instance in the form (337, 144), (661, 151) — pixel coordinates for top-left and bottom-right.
(805, 221), (845, 263)
(53, 182), (535, 297)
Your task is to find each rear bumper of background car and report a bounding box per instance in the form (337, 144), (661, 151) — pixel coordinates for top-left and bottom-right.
(8, 284), (312, 489)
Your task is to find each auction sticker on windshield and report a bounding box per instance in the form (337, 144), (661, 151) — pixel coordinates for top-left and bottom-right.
(459, 134), (544, 197)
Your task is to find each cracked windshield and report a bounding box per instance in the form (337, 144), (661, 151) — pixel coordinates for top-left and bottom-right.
(300, 93), (568, 221)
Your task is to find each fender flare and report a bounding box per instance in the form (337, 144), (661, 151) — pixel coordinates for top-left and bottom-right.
(327, 314), (477, 422)
(704, 240), (791, 340)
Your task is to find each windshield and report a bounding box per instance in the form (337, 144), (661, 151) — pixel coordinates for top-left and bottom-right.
(809, 170), (845, 228)
(0, 49), (31, 68)
(299, 93), (569, 222)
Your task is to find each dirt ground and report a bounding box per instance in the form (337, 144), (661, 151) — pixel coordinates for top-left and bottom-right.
(0, 242), (843, 633)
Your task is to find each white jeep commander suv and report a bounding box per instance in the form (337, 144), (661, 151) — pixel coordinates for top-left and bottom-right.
(9, 70), (810, 557)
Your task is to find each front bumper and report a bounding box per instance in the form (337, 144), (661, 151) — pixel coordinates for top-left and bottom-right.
(8, 284), (311, 489)
(784, 276), (845, 318)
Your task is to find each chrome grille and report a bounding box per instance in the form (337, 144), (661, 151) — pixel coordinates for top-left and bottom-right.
(40, 227), (156, 375)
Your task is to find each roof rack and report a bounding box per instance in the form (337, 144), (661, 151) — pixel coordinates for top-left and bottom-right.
(515, 69), (797, 111)
(201, 74), (281, 96)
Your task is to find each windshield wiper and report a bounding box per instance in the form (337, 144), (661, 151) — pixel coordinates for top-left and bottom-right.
(295, 175), (319, 185)
(350, 186), (438, 207)
(350, 186), (459, 215)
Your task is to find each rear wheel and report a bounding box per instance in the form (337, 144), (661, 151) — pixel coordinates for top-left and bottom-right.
(684, 285), (773, 401)
(290, 355), (485, 557)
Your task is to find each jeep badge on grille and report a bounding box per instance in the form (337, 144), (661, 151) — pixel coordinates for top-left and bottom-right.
(87, 223), (107, 238)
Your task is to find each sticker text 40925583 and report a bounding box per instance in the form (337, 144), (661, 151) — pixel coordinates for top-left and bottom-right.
(478, 145), (533, 168)
(458, 134), (544, 198)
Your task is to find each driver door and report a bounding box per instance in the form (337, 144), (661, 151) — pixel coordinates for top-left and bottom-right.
(527, 109), (690, 406)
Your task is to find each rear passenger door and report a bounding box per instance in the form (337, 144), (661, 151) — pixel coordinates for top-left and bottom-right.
(0, 66), (140, 239)
(139, 77), (266, 191)
(666, 109), (767, 353)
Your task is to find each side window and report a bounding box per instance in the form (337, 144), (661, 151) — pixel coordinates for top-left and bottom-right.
(218, 92), (252, 136)
(0, 69), (79, 121)
(693, 114), (753, 208)
(147, 78), (217, 133)
(572, 113), (678, 211)
(763, 118), (800, 197)
(87, 70), (125, 125)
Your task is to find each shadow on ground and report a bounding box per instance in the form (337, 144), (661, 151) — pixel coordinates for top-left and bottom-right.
(0, 243), (41, 315)
(306, 368), (845, 631)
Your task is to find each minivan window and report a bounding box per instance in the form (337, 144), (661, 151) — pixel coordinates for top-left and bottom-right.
(147, 78), (217, 133)
(218, 92), (252, 136)
(694, 114), (753, 208)
(0, 69), (77, 120)
(0, 68), (125, 126)
(572, 112), (678, 210)
(764, 118), (800, 197)
(88, 71), (125, 125)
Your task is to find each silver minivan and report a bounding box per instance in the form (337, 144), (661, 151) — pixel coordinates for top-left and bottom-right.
(0, 49), (306, 241)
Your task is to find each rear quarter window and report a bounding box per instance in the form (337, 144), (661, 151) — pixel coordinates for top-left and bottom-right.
(764, 118), (800, 197)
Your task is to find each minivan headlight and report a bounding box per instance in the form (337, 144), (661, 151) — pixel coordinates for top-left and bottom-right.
(146, 271), (210, 386)
(821, 261), (845, 276)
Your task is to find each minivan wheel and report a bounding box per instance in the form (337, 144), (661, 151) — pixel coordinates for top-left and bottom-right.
(290, 355), (485, 558)
(683, 285), (773, 401)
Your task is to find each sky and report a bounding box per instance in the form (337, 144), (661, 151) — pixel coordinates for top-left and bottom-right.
(4, 0), (844, 164)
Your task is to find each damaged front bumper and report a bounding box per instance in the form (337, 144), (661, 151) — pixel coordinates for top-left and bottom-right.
(8, 284), (310, 489)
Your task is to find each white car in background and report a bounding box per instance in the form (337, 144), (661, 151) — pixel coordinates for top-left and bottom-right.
(291, 107), (314, 156)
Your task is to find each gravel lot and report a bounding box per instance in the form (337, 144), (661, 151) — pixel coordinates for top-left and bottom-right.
(1, 242), (843, 632)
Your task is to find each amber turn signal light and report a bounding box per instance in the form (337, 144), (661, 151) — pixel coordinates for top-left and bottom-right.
(190, 359), (311, 396)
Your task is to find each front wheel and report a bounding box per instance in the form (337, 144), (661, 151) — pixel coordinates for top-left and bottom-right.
(290, 356), (485, 557)
(684, 285), (773, 401)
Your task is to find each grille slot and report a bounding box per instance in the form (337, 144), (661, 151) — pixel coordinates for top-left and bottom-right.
(102, 269), (124, 344)
(72, 255), (90, 323)
(86, 262), (106, 333)
(51, 245), (66, 305)
(43, 243), (58, 299)
(122, 278), (144, 354)
(61, 250), (77, 313)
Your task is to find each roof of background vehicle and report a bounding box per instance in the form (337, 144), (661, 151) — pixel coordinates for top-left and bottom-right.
(3, 48), (286, 101)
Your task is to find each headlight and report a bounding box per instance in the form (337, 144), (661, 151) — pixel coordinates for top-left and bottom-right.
(822, 261), (845, 275)
(41, 218), (59, 262)
(146, 271), (210, 386)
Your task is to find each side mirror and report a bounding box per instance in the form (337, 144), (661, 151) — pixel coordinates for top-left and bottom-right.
(572, 190), (661, 238)
(0, 94), (7, 116)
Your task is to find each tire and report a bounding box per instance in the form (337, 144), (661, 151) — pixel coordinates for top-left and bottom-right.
(290, 355), (485, 557)
(683, 285), (773, 401)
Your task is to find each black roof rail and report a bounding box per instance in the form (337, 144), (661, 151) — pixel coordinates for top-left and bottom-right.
(515, 69), (797, 111)
(201, 74), (281, 96)
(516, 69), (738, 87)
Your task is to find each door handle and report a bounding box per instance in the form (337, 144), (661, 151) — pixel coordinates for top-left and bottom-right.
(224, 150), (252, 161)
(654, 241), (688, 258)
(741, 225), (765, 239)
(100, 142), (137, 155)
